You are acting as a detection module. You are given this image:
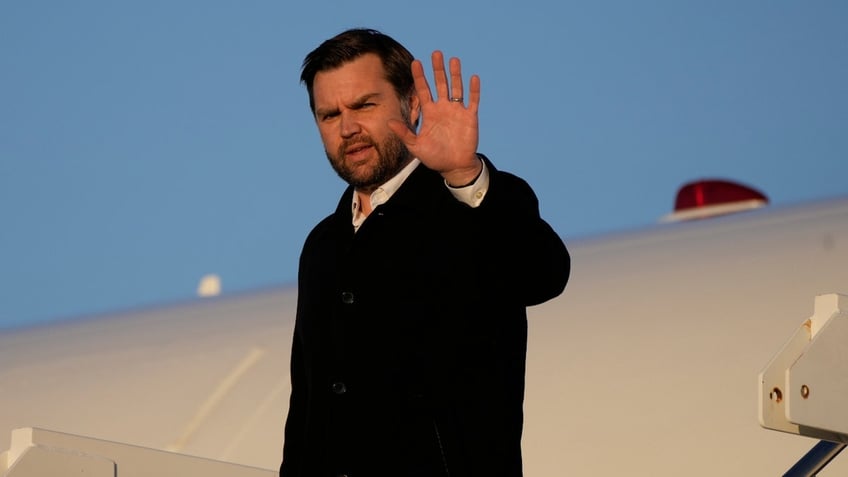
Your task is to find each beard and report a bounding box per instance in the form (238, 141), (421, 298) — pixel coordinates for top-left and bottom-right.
(326, 131), (411, 193)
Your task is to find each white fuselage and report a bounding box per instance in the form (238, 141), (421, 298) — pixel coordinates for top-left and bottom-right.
(1, 197), (847, 475)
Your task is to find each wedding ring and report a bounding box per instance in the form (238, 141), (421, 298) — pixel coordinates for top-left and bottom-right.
(449, 97), (464, 103)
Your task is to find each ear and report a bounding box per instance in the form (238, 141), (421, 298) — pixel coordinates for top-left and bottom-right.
(409, 94), (421, 129)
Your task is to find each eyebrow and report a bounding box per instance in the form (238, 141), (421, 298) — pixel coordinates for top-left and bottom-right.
(315, 92), (383, 118)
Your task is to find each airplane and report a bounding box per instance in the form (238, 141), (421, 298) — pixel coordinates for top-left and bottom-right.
(1, 179), (847, 475)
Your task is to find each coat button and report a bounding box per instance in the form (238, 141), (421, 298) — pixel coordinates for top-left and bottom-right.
(341, 291), (354, 304)
(331, 381), (347, 395)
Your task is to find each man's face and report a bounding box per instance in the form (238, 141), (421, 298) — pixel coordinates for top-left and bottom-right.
(312, 53), (418, 192)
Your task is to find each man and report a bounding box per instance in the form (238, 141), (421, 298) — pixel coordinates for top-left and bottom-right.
(281, 28), (569, 477)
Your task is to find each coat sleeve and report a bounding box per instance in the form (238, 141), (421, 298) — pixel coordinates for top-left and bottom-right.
(470, 154), (570, 307)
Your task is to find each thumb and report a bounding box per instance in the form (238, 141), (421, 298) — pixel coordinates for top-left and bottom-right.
(387, 119), (418, 148)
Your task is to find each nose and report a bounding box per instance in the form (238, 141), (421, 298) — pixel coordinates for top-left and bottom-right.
(339, 110), (361, 138)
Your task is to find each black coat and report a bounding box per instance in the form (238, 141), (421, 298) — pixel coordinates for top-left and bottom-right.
(281, 157), (570, 477)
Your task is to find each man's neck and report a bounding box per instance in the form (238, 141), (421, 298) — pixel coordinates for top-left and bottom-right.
(356, 189), (374, 217)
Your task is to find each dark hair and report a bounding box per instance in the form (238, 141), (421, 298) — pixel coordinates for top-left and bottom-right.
(300, 28), (415, 113)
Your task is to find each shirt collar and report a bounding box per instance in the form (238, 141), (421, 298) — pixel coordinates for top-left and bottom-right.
(352, 158), (420, 229)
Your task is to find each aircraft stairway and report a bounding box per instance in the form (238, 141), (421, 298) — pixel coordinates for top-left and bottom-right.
(0, 427), (276, 477)
(760, 294), (848, 476)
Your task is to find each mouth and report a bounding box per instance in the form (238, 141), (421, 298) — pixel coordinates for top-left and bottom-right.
(344, 143), (373, 162)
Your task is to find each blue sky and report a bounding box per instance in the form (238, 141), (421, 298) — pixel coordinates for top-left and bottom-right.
(2, 1), (846, 328)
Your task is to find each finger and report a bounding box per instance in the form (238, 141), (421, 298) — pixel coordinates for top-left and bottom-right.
(431, 50), (449, 102)
(411, 59), (432, 104)
(468, 74), (481, 113)
(387, 118), (418, 148)
(449, 57), (464, 103)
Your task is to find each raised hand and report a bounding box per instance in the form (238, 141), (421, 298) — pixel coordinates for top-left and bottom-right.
(388, 50), (482, 186)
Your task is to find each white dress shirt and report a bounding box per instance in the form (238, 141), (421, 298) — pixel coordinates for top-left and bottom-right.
(352, 157), (489, 232)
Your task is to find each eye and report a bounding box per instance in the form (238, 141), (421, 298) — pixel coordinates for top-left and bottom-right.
(320, 112), (339, 122)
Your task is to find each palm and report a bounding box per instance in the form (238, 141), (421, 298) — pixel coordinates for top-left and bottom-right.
(389, 51), (482, 184)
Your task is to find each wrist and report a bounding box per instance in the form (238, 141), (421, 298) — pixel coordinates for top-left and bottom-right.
(444, 156), (483, 188)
